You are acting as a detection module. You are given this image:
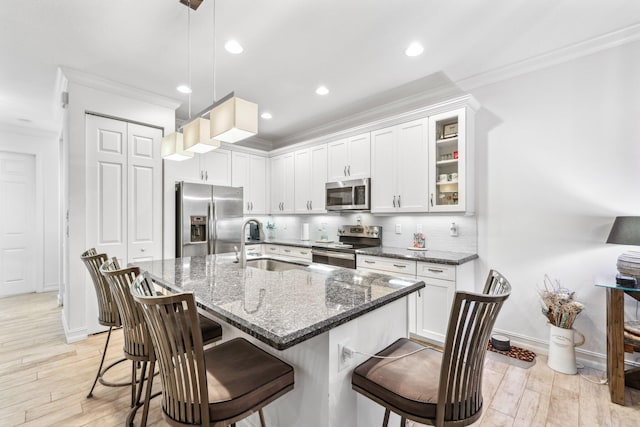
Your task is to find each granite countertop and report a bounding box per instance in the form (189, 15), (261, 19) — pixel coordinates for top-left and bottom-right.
(356, 247), (478, 265)
(245, 239), (339, 249)
(133, 254), (424, 350)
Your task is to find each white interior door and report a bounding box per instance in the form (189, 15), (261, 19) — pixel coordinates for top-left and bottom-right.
(0, 152), (36, 296)
(127, 123), (163, 263)
(86, 115), (128, 266)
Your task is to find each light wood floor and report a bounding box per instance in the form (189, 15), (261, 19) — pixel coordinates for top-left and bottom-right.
(1, 292), (640, 427)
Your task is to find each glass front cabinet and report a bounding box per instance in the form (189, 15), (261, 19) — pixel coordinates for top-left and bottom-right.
(428, 106), (474, 213)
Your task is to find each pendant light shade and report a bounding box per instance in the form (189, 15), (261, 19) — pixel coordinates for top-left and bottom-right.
(161, 132), (193, 161)
(183, 117), (221, 153)
(209, 96), (258, 143)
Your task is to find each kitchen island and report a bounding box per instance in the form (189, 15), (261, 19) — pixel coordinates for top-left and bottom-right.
(133, 253), (424, 427)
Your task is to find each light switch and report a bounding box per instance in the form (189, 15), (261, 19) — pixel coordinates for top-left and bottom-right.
(395, 224), (402, 234)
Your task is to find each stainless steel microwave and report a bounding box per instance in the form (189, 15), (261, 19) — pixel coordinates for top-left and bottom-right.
(325, 178), (370, 211)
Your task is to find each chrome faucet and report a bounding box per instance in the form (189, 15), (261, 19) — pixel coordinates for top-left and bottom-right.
(239, 218), (264, 267)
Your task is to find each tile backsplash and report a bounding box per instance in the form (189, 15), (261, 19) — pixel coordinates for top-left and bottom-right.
(253, 213), (477, 253)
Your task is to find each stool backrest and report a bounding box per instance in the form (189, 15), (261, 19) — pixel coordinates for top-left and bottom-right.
(131, 273), (209, 426)
(482, 269), (511, 296)
(80, 248), (120, 327)
(100, 259), (150, 360)
(437, 283), (511, 426)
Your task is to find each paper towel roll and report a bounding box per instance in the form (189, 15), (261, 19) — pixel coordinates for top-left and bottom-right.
(301, 223), (310, 241)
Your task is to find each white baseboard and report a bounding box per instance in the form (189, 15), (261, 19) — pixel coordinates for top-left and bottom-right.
(492, 328), (640, 372)
(61, 310), (88, 343)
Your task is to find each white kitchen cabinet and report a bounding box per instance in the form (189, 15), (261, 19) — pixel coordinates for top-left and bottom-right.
(294, 144), (327, 214)
(327, 133), (370, 181)
(167, 149), (231, 186)
(232, 151), (267, 214)
(270, 153), (295, 213)
(264, 244), (312, 261)
(428, 107), (474, 212)
(371, 118), (429, 213)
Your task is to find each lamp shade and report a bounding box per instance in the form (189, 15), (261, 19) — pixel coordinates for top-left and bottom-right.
(183, 117), (221, 153)
(209, 96), (258, 143)
(606, 216), (640, 245)
(161, 132), (194, 161)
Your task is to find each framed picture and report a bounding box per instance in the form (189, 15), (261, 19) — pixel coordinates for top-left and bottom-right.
(442, 123), (458, 138)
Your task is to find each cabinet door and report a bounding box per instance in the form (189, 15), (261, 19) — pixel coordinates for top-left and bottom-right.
(202, 149), (231, 186)
(232, 152), (251, 214)
(396, 119), (429, 212)
(127, 123), (163, 263)
(327, 139), (348, 181)
(309, 144), (327, 213)
(281, 153), (295, 213)
(270, 156), (283, 213)
(370, 127), (397, 213)
(165, 154), (202, 184)
(415, 277), (456, 344)
(428, 108), (466, 212)
(346, 133), (371, 179)
(249, 155), (267, 214)
(294, 148), (311, 213)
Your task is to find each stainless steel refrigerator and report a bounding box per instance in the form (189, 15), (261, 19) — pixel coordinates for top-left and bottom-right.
(175, 181), (243, 257)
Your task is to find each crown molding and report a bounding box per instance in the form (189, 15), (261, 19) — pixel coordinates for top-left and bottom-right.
(269, 95), (478, 157)
(455, 23), (640, 91)
(60, 67), (182, 110)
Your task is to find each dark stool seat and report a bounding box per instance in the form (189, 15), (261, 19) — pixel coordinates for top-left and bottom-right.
(353, 338), (441, 421)
(197, 313), (223, 344)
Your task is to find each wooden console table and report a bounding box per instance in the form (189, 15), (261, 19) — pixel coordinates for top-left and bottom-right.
(596, 283), (640, 405)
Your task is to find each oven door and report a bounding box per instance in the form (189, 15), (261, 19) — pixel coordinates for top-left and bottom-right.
(311, 249), (356, 269)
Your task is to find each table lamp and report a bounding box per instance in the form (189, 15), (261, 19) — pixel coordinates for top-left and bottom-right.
(606, 216), (640, 286)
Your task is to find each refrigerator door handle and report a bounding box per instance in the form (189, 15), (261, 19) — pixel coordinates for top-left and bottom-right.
(208, 202), (215, 254)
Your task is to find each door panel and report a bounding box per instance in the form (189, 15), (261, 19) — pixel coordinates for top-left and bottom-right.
(98, 162), (124, 244)
(127, 123), (162, 262)
(0, 152), (35, 296)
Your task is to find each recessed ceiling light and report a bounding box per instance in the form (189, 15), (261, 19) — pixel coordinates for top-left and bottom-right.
(225, 40), (244, 54)
(405, 42), (424, 57)
(176, 85), (192, 94)
(261, 112), (273, 120)
(315, 86), (329, 96)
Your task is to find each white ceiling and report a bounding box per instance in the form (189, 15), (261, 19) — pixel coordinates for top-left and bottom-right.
(1, 0), (640, 149)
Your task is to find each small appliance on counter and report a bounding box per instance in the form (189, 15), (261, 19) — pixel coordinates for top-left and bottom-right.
(249, 223), (261, 241)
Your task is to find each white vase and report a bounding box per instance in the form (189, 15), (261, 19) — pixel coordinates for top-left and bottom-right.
(547, 323), (585, 374)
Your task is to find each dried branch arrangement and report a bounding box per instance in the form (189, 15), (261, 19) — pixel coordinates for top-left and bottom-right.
(539, 275), (584, 329)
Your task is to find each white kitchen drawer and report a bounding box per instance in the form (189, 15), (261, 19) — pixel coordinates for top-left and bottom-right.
(245, 244), (262, 254)
(280, 246), (312, 261)
(416, 262), (455, 281)
(265, 245), (281, 255)
(357, 255), (417, 276)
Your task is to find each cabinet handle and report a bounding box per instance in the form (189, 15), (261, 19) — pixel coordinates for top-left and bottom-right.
(250, 202), (253, 211)
(398, 195), (401, 208)
(309, 200), (312, 210)
(428, 268), (444, 273)
(418, 290), (421, 297)
(393, 196), (396, 207)
(205, 171), (208, 181)
(140, 248), (146, 252)
(430, 193), (434, 207)
(300, 251), (308, 255)
(306, 201), (310, 210)
(393, 264), (406, 268)
(247, 202), (250, 211)
(348, 165), (351, 176)
(200, 170), (204, 180)
(364, 260), (375, 264)
(344, 166), (347, 176)
(284, 249), (291, 253)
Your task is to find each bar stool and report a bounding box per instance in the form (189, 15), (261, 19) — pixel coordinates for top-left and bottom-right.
(352, 276), (511, 427)
(131, 272), (295, 427)
(80, 248), (128, 398)
(101, 259), (224, 427)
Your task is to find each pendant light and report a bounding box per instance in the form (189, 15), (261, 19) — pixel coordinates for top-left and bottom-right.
(161, 132), (193, 161)
(207, 0), (257, 143)
(183, 0), (220, 153)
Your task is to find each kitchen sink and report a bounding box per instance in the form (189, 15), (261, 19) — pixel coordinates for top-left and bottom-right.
(246, 258), (309, 272)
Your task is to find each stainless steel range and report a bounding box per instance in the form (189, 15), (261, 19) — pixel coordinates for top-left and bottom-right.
(311, 225), (382, 269)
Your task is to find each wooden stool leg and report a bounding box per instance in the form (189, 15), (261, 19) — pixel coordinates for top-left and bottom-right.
(259, 409), (266, 427)
(140, 360), (154, 427)
(400, 416), (406, 426)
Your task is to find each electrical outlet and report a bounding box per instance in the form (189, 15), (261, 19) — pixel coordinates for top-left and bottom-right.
(395, 224), (402, 234)
(338, 339), (352, 371)
(416, 224), (423, 233)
